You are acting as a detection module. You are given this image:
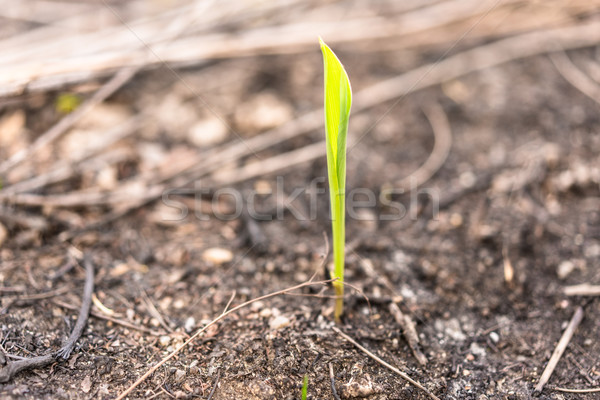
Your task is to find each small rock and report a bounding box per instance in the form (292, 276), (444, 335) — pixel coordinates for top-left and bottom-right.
(174, 369), (186, 382)
(435, 318), (466, 342)
(354, 208), (378, 232)
(188, 116), (228, 147)
(260, 308), (273, 318)
(459, 170), (477, 188)
(253, 180), (272, 194)
(250, 379), (277, 398)
(0, 110), (25, 149)
(475, 225), (498, 240)
(159, 335), (171, 347)
(469, 342), (486, 357)
(557, 260), (575, 280)
(137, 142), (167, 171)
(156, 94), (197, 139)
(489, 331), (500, 343)
(234, 92), (293, 134)
(442, 79), (471, 104)
(420, 259), (438, 278)
(250, 300), (265, 312)
(0, 223), (7, 247)
(269, 315), (290, 330)
(202, 248), (233, 265)
(61, 104), (129, 159)
(585, 244), (600, 258)
(339, 375), (384, 399)
(81, 375), (92, 393)
(543, 143), (561, 167)
(95, 165), (118, 190)
(173, 299), (185, 309)
(184, 317), (196, 333)
(450, 213), (463, 227)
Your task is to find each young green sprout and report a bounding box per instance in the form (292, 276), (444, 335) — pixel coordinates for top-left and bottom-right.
(301, 374), (309, 400)
(319, 38), (352, 322)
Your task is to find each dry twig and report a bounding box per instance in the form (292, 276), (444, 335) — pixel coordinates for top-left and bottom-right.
(1, 116), (142, 196)
(564, 284), (600, 297)
(550, 51), (600, 105)
(1, 0), (597, 95)
(8, 20), (600, 212)
(115, 278), (333, 400)
(140, 288), (173, 333)
(5, 21), (600, 212)
(206, 369), (221, 400)
(553, 386), (600, 393)
(332, 326), (440, 400)
(389, 303), (428, 366)
(534, 306), (584, 394)
(0, 67), (138, 176)
(0, 255), (94, 382)
(329, 362), (342, 400)
(395, 101), (452, 190)
(52, 299), (164, 336)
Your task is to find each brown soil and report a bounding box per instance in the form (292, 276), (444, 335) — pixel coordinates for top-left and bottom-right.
(1, 37), (599, 400)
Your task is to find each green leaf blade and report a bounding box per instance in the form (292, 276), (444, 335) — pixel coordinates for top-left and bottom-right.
(319, 37), (352, 194)
(301, 375), (308, 400)
(320, 38), (352, 322)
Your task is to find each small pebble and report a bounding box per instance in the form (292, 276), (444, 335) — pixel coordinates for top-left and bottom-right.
(450, 213), (463, 227)
(174, 369), (186, 382)
(469, 342), (486, 357)
(0, 223), (7, 247)
(159, 335), (171, 347)
(81, 375), (92, 393)
(557, 260), (575, 280)
(233, 92), (292, 134)
(489, 332), (500, 343)
(339, 376), (383, 398)
(202, 248), (233, 265)
(260, 308), (273, 318)
(269, 315), (290, 330)
(459, 171), (476, 188)
(184, 317), (196, 333)
(173, 299), (185, 309)
(188, 116), (228, 147)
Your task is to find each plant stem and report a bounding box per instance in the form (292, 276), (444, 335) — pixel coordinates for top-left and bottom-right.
(332, 190), (345, 322)
(301, 374), (308, 400)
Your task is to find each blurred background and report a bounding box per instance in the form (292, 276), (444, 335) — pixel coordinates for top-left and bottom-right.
(0, 0), (599, 223)
(1, 1), (600, 398)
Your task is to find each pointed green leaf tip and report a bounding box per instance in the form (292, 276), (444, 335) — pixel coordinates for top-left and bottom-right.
(319, 38), (352, 194)
(320, 38), (352, 322)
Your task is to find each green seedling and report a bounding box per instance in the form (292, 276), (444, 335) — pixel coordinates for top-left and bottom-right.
(55, 92), (82, 114)
(319, 38), (352, 322)
(301, 374), (309, 400)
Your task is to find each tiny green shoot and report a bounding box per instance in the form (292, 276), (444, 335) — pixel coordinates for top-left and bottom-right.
(319, 38), (352, 322)
(301, 374), (308, 400)
(55, 92), (82, 114)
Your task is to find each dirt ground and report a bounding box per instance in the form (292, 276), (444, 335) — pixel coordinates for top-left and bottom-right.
(1, 8), (600, 400)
